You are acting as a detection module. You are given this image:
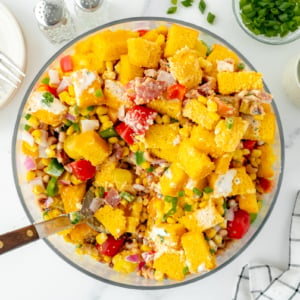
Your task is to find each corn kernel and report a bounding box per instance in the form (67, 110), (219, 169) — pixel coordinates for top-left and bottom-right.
(141, 244), (151, 252)
(141, 161), (151, 170)
(96, 232), (108, 245)
(254, 114), (264, 120)
(130, 144), (139, 152)
(122, 147), (130, 157)
(68, 85), (75, 96)
(198, 95), (207, 104)
(154, 270), (165, 281)
(102, 71), (116, 80)
(96, 106), (108, 116)
(167, 217), (176, 224)
(215, 197), (224, 206)
(199, 200), (208, 208)
(28, 116), (39, 128)
(26, 171), (36, 181)
(120, 199), (128, 206)
(252, 149), (262, 157)
(135, 178), (142, 184)
(32, 129), (42, 139)
(108, 137), (119, 144)
(101, 121), (114, 131)
(208, 112), (220, 122)
(41, 158), (50, 166)
(249, 173), (257, 180)
(219, 220), (227, 229)
(205, 228), (216, 239)
(66, 126), (75, 135)
(207, 99), (218, 112)
(233, 150), (243, 161)
(99, 115), (110, 123)
(105, 61), (113, 72)
(119, 140), (125, 146)
(155, 115), (163, 124)
(213, 234), (223, 245)
(71, 174), (83, 185)
(103, 255), (112, 263)
(242, 149), (250, 155)
(45, 147), (56, 158)
(43, 208), (61, 220)
(162, 114), (171, 124)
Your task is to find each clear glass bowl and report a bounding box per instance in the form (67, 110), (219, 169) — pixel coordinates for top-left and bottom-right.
(12, 17), (284, 289)
(232, 0), (300, 45)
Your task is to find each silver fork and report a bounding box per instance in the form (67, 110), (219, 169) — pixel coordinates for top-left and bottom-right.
(0, 51), (25, 89)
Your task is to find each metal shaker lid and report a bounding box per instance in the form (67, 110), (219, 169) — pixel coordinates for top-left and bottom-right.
(34, 0), (64, 27)
(75, 0), (102, 12)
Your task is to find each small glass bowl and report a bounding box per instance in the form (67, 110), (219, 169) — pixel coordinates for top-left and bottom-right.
(232, 0), (300, 45)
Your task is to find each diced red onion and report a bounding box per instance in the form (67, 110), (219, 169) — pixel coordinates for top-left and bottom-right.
(44, 197), (53, 208)
(24, 156), (36, 171)
(57, 76), (71, 94)
(132, 184), (145, 192)
(66, 113), (76, 122)
(58, 179), (71, 185)
(125, 254), (141, 263)
(138, 261), (146, 271)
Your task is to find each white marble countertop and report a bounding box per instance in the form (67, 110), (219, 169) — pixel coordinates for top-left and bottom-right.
(0, 0), (300, 299)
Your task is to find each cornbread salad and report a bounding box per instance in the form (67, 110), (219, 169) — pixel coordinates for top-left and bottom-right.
(21, 23), (277, 281)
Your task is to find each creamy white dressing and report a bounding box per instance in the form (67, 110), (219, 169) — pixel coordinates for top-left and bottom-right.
(214, 169), (237, 197)
(172, 135), (181, 145)
(72, 70), (96, 98)
(28, 91), (66, 115)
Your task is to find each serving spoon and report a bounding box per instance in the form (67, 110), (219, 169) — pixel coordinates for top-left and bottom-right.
(0, 188), (105, 255)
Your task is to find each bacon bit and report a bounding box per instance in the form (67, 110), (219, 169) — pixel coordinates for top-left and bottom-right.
(216, 58), (235, 72)
(197, 76), (217, 96)
(105, 188), (121, 208)
(156, 70), (176, 86)
(211, 96), (239, 117)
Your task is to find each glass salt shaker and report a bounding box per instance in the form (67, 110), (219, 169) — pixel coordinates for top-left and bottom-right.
(73, 0), (109, 34)
(34, 0), (76, 44)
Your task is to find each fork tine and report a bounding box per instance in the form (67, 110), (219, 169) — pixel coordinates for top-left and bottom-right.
(0, 72), (17, 88)
(0, 63), (21, 83)
(0, 51), (25, 77)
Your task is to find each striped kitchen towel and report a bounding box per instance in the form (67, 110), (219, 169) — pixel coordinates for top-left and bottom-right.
(232, 191), (300, 300)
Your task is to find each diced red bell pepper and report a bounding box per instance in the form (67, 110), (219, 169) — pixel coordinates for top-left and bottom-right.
(60, 55), (73, 73)
(38, 84), (58, 98)
(96, 235), (125, 257)
(115, 122), (135, 145)
(166, 84), (186, 101)
(69, 159), (96, 181)
(227, 209), (250, 239)
(124, 105), (157, 135)
(137, 29), (148, 36)
(243, 140), (256, 151)
(258, 177), (274, 193)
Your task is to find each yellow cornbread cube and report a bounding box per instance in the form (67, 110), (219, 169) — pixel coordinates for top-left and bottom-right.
(214, 153), (233, 174)
(231, 167), (256, 195)
(214, 117), (249, 152)
(243, 112), (276, 144)
(169, 47), (202, 89)
(113, 168), (133, 191)
(93, 30), (139, 61)
(71, 69), (105, 108)
(145, 123), (180, 149)
(72, 52), (105, 74)
(153, 251), (186, 281)
(184, 177), (207, 197)
(146, 98), (182, 120)
(164, 24), (199, 57)
(94, 205), (127, 239)
(103, 79), (128, 110)
(150, 148), (178, 163)
(149, 224), (186, 249)
(178, 140), (215, 180)
(190, 125), (223, 157)
(194, 40), (208, 57)
(73, 130), (111, 166)
(160, 162), (188, 197)
(257, 144), (276, 178)
(127, 37), (162, 68)
(119, 54), (144, 85)
(113, 250), (138, 274)
(94, 159), (117, 187)
(147, 197), (165, 223)
(181, 231), (216, 273)
(183, 98), (219, 130)
(180, 199), (224, 232)
(237, 193), (259, 214)
(60, 183), (86, 213)
(217, 71), (263, 95)
(206, 44), (240, 74)
(68, 223), (98, 244)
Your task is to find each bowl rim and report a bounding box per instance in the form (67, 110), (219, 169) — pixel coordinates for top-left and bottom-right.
(232, 0), (300, 45)
(11, 16), (285, 289)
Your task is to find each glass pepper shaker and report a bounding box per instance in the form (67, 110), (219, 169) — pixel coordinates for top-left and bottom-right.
(73, 0), (109, 34)
(34, 0), (76, 44)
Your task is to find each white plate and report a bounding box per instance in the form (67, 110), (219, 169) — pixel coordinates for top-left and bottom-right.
(0, 2), (26, 109)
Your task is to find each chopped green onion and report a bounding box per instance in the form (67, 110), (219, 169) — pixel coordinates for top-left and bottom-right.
(146, 166), (154, 173)
(167, 6), (177, 14)
(120, 191), (135, 202)
(99, 127), (118, 139)
(95, 89), (103, 97)
(24, 124), (31, 131)
(192, 187), (203, 197)
(181, 0), (194, 7)
(171, 0), (177, 4)
(41, 92), (54, 107)
(226, 117), (234, 129)
(207, 12), (216, 24)
(70, 211), (82, 224)
(41, 77), (50, 85)
(237, 62), (245, 70)
(199, 0), (206, 14)
(72, 122), (80, 132)
(134, 151), (145, 165)
(183, 203), (192, 211)
(183, 266), (189, 275)
(24, 113), (31, 120)
(203, 186), (213, 194)
(178, 190), (185, 197)
(250, 213), (257, 224)
(98, 186), (105, 198)
(87, 105), (94, 111)
(162, 196), (178, 221)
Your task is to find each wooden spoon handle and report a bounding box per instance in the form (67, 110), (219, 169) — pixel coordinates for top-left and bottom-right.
(0, 225), (39, 254)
